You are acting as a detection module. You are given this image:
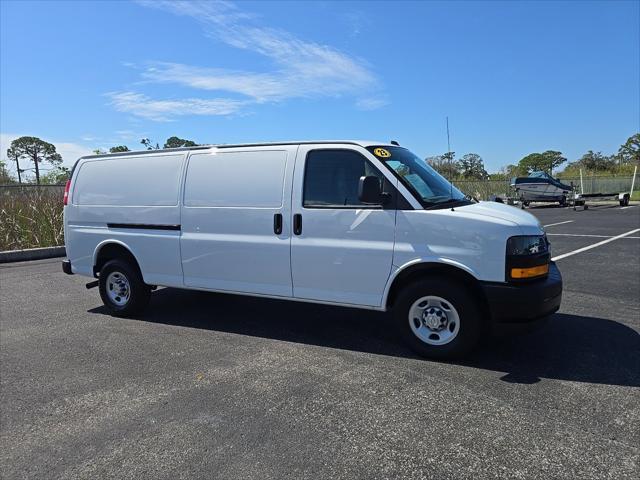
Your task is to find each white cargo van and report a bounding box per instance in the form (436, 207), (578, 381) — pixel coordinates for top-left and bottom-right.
(62, 141), (562, 358)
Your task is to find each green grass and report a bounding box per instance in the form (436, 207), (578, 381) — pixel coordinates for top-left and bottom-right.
(0, 187), (64, 250)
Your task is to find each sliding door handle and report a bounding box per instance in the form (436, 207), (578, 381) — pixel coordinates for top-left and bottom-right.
(273, 213), (283, 235)
(293, 213), (302, 235)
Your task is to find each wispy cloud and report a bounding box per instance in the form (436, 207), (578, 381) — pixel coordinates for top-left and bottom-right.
(114, 130), (143, 141)
(80, 130), (150, 146)
(107, 91), (246, 122)
(140, 63), (289, 102)
(114, 0), (386, 120)
(356, 97), (390, 111)
(340, 10), (372, 38)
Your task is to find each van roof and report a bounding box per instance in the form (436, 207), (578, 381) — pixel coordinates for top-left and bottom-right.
(77, 140), (397, 160)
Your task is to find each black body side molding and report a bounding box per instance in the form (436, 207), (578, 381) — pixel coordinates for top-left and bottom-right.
(107, 223), (181, 231)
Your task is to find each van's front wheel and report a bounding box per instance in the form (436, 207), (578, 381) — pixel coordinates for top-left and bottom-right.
(98, 259), (150, 317)
(394, 279), (482, 360)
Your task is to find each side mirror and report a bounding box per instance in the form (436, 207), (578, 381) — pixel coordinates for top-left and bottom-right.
(358, 176), (385, 204)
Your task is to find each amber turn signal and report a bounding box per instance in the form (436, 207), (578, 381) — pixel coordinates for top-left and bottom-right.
(510, 263), (549, 279)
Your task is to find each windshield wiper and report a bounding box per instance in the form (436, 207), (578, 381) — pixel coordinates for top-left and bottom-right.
(442, 193), (476, 203)
(424, 196), (474, 210)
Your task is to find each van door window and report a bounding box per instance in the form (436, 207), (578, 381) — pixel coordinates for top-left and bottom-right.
(303, 150), (384, 208)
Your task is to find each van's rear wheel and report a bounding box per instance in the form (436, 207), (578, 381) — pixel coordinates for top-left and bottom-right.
(98, 259), (150, 316)
(394, 278), (482, 359)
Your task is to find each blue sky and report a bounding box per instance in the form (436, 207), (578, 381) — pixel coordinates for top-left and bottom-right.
(1, 0), (638, 173)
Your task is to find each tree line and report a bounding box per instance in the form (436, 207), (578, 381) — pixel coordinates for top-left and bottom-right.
(502, 133), (638, 179)
(427, 152), (489, 180)
(426, 133), (638, 181)
(1, 136), (199, 184)
(93, 136), (199, 155)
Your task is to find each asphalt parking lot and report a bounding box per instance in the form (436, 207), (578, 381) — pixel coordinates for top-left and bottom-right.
(1, 203), (639, 480)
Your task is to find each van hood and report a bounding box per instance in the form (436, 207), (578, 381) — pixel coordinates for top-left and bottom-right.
(455, 201), (543, 234)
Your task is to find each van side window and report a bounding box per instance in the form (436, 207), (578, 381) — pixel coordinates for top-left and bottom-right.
(303, 150), (384, 208)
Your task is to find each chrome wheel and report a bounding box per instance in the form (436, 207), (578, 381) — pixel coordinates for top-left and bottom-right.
(408, 295), (460, 346)
(105, 271), (130, 307)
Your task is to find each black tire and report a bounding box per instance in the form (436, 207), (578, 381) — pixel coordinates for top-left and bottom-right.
(393, 278), (483, 360)
(559, 196), (566, 207)
(98, 259), (150, 317)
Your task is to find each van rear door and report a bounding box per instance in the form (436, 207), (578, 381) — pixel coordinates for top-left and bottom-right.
(180, 147), (296, 297)
(66, 152), (185, 284)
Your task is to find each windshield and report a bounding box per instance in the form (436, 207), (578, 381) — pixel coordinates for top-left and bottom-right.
(366, 146), (467, 207)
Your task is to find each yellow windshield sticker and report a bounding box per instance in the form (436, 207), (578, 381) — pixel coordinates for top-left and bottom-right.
(374, 148), (391, 158)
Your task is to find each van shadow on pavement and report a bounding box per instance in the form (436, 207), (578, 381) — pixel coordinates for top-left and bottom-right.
(89, 287), (640, 388)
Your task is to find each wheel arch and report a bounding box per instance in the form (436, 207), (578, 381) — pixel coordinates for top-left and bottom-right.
(384, 261), (490, 320)
(92, 240), (142, 278)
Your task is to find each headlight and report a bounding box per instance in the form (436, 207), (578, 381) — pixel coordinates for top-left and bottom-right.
(506, 235), (550, 281)
(506, 235), (549, 256)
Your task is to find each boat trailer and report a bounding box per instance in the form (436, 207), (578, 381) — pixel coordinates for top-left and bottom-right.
(570, 191), (630, 210)
(492, 166), (637, 211)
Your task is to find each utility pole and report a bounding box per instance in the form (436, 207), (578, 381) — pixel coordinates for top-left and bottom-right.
(447, 116), (454, 203)
(446, 116), (451, 156)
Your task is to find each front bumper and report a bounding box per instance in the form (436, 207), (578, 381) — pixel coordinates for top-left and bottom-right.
(481, 262), (562, 325)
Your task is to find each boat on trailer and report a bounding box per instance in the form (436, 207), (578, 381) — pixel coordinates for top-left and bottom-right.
(511, 171), (574, 206)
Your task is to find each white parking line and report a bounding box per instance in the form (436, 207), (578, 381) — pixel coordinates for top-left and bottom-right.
(552, 228), (640, 261)
(547, 233), (640, 239)
(543, 220), (574, 228)
(620, 206), (636, 210)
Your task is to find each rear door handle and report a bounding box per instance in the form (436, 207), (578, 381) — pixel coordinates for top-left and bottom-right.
(293, 213), (302, 235)
(273, 213), (283, 235)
